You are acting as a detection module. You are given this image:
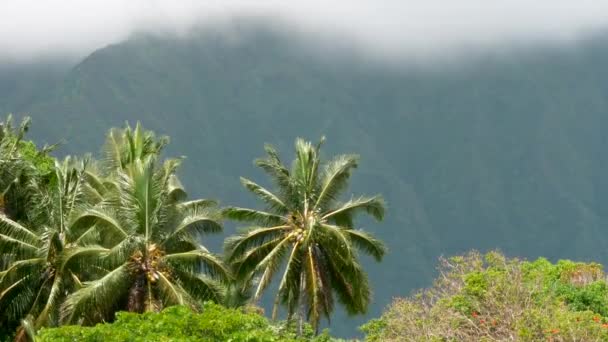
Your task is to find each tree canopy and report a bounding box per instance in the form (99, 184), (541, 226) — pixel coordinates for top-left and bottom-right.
(0, 118), (385, 340)
(362, 251), (608, 341)
(225, 138), (386, 333)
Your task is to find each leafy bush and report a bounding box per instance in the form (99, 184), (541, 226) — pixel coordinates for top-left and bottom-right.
(38, 303), (335, 342)
(16, 140), (54, 175)
(361, 251), (608, 341)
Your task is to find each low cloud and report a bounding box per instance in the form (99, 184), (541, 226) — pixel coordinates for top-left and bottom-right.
(2, 1), (608, 62)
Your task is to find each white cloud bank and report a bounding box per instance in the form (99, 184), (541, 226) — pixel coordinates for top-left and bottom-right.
(2, 0), (608, 61)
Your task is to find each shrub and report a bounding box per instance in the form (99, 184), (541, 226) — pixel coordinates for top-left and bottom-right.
(38, 303), (335, 342)
(361, 251), (608, 341)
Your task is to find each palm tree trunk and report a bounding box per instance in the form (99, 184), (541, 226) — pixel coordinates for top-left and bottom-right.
(297, 272), (305, 337)
(128, 273), (146, 313)
(13, 326), (27, 342)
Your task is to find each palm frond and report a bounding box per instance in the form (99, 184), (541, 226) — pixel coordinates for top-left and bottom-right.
(0, 214), (39, 246)
(316, 224), (353, 260)
(325, 250), (370, 315)
(162, 210), (222, 245)
(172, 270), (225, 304)
(156, 271), (193, 308)
(223, 207), (284, 226)
(69, 208), (129, 242)
(231, 236), (288, 280)
(223, 279), (253, 309)
(314, 154), (359, 210)
(240, 177), (288, 214)
(323, 196), (385, 222)
(59, 246), (110, 276)
(273, 242), (302, 320)
(292, 138), (319, 195)
(1, 277), (38, 325)
(102, 236), (144, 271)
(176, 199), (218, 211)
(304, 245), (326, 332)
(167, 174), (187, 203)
(103, 127), (126, 172)
(0, 258), (45, 291)
(161, 234), (201, 255)
(251, 235), (292, 300)
(163, 250), (230, 282)
(224, 225), (290, 263)
(254, 144), (292, 194)
(0, 233), (39, 259)
(81, 170), (108, 202)
(343, 229), (386, 261)
(122, 159), (158, 238)
(34, 276), (63, 328)
(0, 260), (43, 323)
(61, 265), (131, 324)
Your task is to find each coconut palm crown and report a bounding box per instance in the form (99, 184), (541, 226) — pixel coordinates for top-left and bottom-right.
(60, 125), (229, 325)
(0, 156), (102, 333)
(224, 137), (386, 333)
(0, 116), (105, 337)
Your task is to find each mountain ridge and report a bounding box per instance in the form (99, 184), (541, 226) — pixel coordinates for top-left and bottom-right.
(3, 25), (608, 335)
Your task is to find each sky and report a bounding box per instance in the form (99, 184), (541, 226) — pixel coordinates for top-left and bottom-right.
(2, 1), (608, 62)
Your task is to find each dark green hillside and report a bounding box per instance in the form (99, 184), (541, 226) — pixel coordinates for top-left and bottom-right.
(4, 25), (608, 335)
(0, 62), (67, 115)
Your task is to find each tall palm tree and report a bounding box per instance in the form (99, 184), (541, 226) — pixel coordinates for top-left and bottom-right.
(0, 116), (46, 340)
(0, 116), (101, 340)
(0, 156), (103, 334)
(224, 138), (387, 334)
(61, 154), (229, 324)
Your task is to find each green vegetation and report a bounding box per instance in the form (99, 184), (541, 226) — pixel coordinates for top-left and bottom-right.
(4, 116), (608, 341)
(6, 27), (608, 335)
(4, 28), (608, 337)
(61, 124), (229, 324)
(37, 303), (334, 342)
(0, 117), (380, 340)
(361, 251), (608, 341)
(225, 138), (385, 334)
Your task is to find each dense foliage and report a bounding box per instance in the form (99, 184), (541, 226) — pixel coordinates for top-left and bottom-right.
(361, 251), (608, 341)
(37, 303), (336, 342)
(0, 117), (381, 340)
(0, 116), (69, 340)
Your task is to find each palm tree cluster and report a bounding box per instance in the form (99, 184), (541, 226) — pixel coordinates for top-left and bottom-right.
(0, 116), (386, 339)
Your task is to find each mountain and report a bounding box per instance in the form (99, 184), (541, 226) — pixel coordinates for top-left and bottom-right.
(3, 24), (608, 336)
(0, 61), (67, 115)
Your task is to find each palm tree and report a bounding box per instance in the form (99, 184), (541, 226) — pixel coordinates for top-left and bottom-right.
(0, 116), (103, 339)
(0, 156), (103, 335)
(224, 137), (386, 334)
(61, 153), (229, 324)
(0, 116), (47, 339)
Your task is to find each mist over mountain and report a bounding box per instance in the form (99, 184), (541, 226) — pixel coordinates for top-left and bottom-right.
(4, 1), (608, 62)
(3, 23), (608, 336)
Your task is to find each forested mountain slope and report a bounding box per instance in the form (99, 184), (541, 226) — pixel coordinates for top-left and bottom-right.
(3, 25), (608, 335)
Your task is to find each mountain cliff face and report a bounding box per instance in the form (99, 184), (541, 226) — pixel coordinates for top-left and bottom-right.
(3, 26), (608, 335)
